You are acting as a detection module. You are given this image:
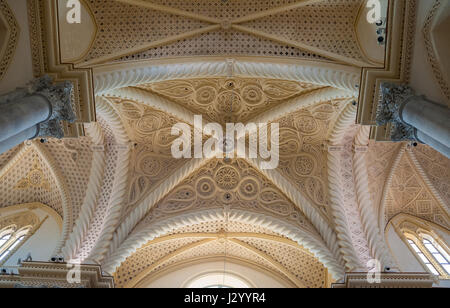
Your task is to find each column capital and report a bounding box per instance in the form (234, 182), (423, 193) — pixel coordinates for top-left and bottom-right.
(376, 83), (418, 142)
(27, 76), (76, 139)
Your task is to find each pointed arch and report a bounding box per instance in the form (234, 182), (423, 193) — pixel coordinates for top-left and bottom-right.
(103, 208), (345, 280)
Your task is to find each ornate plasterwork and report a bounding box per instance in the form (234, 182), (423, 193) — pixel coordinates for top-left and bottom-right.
(114, 225), (328, 288)
(62, 123), (105, 260)
(0, 211), (40, 232)
(384, 150), (450, 230)
(137, 78), (325, 125)
(137, 159), (316, 234)
(0, 0), (19, 82)
(78, 0), (373, 67)
(276, 99), (350, 219)
(104, 208), (344, 280)
(0, 262), (114, 288)
(0, 141), (71, 254)
(26, 0), (96, 137)
(353, 127), (397, 268)
(14, 158), (51, 191)
(423, 0), (450, 103)
(94, 58), (360, 95)
(411, 145), (450, 210)
(376, 83), (418, 142)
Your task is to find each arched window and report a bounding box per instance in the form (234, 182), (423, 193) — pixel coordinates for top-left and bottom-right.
(406, 239), (439, 276)
(405, 233), (450, 279)
(0, 228), (31, 263)
(0, 233), (12, 249)
(422, 238), (450, 275)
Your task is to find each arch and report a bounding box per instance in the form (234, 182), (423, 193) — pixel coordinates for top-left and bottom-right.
(0, 141), (72, 255)
(57, 0), (97, 63)
(93, 57), (360, 95)
(0, 203), (62, 265)
(85, 98), (131, 263)
(353, 126), (396, 267)
(138, 256), (295, 289)
(62, 122), (106, 260)
(386, 213), (450, 278)
(30, 141), (72, 255)
(378, 143), (407, 230)
(102, 208), (345, 280)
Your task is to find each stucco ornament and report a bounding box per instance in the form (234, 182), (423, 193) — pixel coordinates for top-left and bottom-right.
(376, 83), (418, 142)
(27, 76), (77, 139)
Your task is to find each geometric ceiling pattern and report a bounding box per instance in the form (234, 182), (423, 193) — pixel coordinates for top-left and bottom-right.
(114, 221), (328, 288)
(81, 0), (371, 67)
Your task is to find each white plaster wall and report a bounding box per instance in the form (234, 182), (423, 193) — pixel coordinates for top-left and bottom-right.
(3, 207), (62, 267)
(140, 260), (293, 288)
(0, 0), (34, 94)
(386, 227), (425, 272)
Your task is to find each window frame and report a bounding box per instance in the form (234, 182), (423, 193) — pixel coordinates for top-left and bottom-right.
(404, 232), (450, 279)
(0, 226), (32, 265)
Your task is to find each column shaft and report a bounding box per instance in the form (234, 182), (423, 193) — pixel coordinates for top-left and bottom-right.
(0, 95), (51, 143)
(416, 130), (450, 158)
(0, 126), (39, 154)
(401, 96), (450, 148)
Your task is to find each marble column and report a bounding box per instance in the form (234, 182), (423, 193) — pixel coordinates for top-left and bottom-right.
(377, 83), (450, 158)
(0, 76), (76, 154)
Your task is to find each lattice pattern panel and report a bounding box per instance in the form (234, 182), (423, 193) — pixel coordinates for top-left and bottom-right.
(118, 30), (326, 62)
(339, 125), (371, 265)
(83, 0), (209, 62)
(238, 237), (326, 288)
(366, 141), (403, 216)
(146, 0), (302, 19)
(0, 148), (64, 218)
(114, 237), (203, 287)
(384, 152), (450, 229)
(76, 117), (118, 259)
(413, 145), (450, 211)
(43, 138), (93, 224)
(0, 146), (20, 170)
(169, 221), (282, 237)
(241, 0), (366, 63)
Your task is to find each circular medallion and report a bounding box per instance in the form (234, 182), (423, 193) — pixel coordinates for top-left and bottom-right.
(215, 166), (240, 190)
(294, 155), (315, 176)
(295, 116), (318, 134)
(242, 85), (263, 105)
(196, 86), (217, 105)
(196, 177), (216, 199)
(238, 177), (259, 200)
(28, 170), (43, 186)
